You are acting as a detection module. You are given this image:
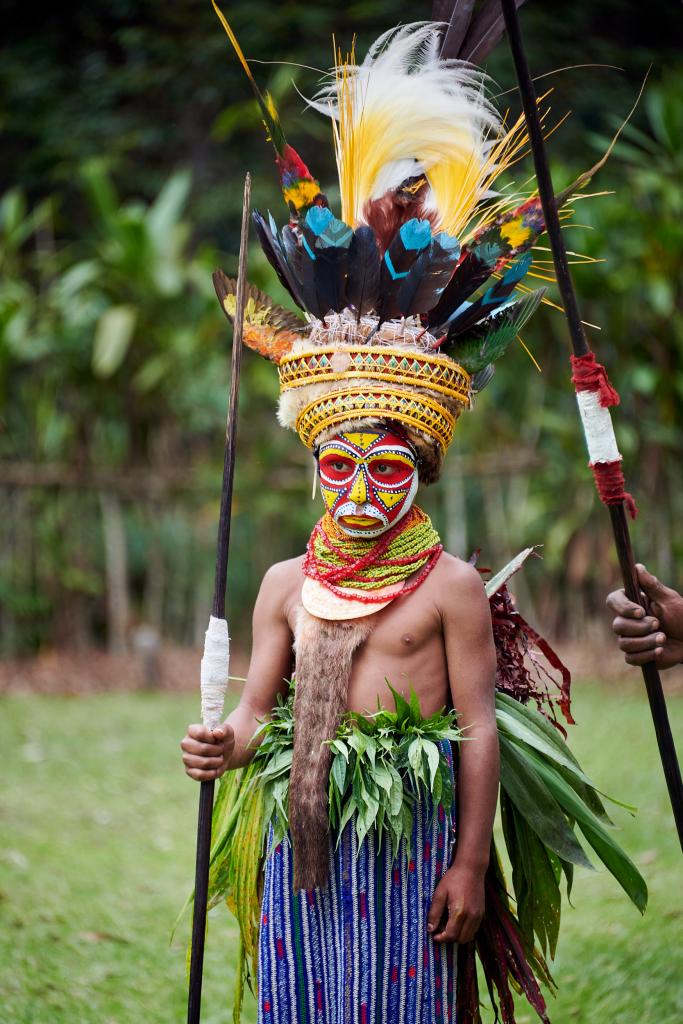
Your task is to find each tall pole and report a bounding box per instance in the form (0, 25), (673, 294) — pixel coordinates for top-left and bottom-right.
(187, 172), (252, 1024)
(500, 0), (683, 851)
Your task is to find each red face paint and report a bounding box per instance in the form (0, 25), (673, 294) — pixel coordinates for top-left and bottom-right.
(318, 428), (419, 538)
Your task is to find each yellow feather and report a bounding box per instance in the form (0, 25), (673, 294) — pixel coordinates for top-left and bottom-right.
(313, 25), (503, 232)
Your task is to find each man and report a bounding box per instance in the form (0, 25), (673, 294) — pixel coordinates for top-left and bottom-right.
(182, 421), (498, 1020)
(607, 563), (683, 669)
(181, 423), (499, 936)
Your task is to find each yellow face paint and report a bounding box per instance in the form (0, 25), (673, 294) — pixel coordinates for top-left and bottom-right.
(317, 427), (419, 538)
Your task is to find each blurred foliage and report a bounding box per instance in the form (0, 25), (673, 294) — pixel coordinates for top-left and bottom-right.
(0, 1), (681, 655)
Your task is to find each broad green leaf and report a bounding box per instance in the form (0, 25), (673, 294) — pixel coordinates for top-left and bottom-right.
(348, 730), (371, 759)
(330, 739), (349, 761)
(423, 740), (441, 790)
(361, 788), (380, 832)
(496, 693), (578, 761)
(516, 809), (562, 958)
(330, 754), (347, 797)
(386, 682), (411, 725)
(388, 767), (403, 817)
(336, 799), (356, 846)
(496, 708), (595, 787)
(409, 687), (423, 724)
(485, 548), (536, 598)
(499, 736), (593, 868)
(432, 761), (443, 809)
(497, 694), (617, 822)
(525, 749), (648, 913)
(408, 738), (423, 774)
(373, 761), (393, 794)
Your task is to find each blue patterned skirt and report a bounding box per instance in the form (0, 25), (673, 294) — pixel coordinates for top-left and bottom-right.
(257, 741), (457, 1024)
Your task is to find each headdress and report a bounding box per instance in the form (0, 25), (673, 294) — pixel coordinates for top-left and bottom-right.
(212, 15), (554, 483)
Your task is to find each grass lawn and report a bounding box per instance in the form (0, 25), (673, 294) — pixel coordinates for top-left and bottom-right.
(1, 680), (682, 1023)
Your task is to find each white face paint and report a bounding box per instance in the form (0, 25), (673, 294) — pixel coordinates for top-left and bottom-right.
(317, 428), (419, 539)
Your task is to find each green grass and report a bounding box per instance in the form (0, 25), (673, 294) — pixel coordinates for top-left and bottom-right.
(1, 681), (681, 1023)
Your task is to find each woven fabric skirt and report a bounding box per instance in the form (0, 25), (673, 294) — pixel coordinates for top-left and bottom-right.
(257, 741), (457, 1024)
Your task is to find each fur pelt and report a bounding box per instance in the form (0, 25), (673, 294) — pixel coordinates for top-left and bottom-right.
(289, 606), (374, 890)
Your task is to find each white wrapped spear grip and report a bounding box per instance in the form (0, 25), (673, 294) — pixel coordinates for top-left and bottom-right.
(575, 389), (621, 464)
(200, 615), (230, 730)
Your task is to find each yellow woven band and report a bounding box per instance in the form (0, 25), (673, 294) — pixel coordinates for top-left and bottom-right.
(295, 386), (460, 452)
(279, 346), (471, 407)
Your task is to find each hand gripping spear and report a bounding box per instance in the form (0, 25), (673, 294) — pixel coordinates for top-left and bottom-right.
(187, 172), (251, 1024)
(500, 0), (683, 851)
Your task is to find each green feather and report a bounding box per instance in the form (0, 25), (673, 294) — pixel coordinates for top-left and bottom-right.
(446, 288), (545, 372)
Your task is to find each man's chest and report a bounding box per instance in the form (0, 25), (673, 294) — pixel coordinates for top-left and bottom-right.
(357, 594), (443, 660)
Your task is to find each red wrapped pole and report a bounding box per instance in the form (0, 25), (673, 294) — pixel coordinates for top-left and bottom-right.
(501, 0), (683, 852)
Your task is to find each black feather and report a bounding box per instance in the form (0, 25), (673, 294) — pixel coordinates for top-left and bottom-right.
(347, 226), (381, 317)
(428, 249), (496, 332)
(461, 0), (528, 65)
(281, 224), (304, 289)
(313, 217), (353, 316)
(299, 207), (353, 318)
(252, 210), (305, 310)
(396, 232), (461, 318)
(438, 0), (476, 59)
(445, 252), (532, 340)
(378, 218), (432, 321)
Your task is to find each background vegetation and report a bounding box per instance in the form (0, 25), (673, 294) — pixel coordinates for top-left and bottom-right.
(1, 4), (682, 1022)
(1, 0), (682, 658)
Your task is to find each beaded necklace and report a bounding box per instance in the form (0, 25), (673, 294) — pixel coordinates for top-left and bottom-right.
(303, 506), (443, 603)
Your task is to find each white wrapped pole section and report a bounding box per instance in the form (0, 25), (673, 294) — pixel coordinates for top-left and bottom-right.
(200, 615), (230, 730)
(575, 389), (621, 464)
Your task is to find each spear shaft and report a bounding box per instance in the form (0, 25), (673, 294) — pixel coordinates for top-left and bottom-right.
(500, 0), (683, 852)
(187, 172), (252, 1024)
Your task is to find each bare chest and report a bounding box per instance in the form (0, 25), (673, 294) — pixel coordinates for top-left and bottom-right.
(362, 593), (442, 657)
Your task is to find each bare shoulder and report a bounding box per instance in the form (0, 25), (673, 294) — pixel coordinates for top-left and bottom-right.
(430, 551), (486, 592)
(262, 554), (305, 588)
(426, 552), (489, 619)
(258, 555), (305, 619)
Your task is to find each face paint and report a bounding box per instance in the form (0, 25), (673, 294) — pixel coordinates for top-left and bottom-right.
(317, 428), (419, 538)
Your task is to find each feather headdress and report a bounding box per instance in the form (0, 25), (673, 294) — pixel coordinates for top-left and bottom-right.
(210, 11), (574, 480)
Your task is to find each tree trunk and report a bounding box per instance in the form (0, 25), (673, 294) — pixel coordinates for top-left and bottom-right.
(99, 491), (130, 653)
(144, 500), (165, 634)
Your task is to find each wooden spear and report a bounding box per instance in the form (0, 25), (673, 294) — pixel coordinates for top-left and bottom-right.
(187, 172), (252, 1024)
(500, 0), (683, 851)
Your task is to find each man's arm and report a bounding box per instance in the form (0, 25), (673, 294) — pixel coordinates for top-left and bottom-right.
(427, 559), (498, 944)
(181, 561), (296, 780)
(606, 563), (683, 670)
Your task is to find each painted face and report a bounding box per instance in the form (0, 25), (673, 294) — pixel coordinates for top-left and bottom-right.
(317, 428), (419, 538)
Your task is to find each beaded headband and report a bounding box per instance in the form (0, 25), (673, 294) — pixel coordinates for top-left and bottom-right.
(278, 342), (471, 453)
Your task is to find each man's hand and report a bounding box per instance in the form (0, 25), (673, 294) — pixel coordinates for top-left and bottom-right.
(427, 862), (485, 943)
(180, 723), (235, 781)
(606, 564), (683, 670)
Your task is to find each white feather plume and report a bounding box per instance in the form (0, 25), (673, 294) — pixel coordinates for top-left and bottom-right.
(309, 22), (502, 235)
